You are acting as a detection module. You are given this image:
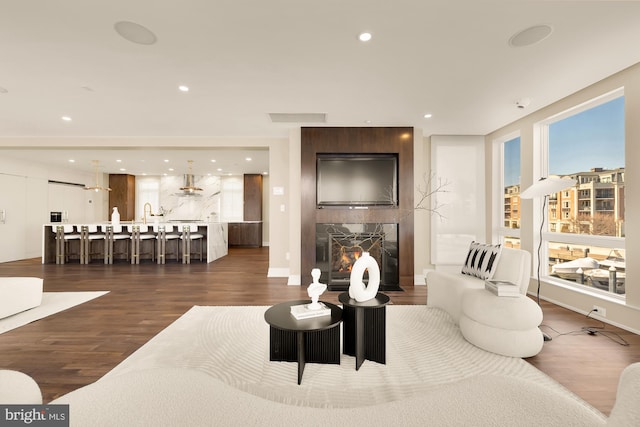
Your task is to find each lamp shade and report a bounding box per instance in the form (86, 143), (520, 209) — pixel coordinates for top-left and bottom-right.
(520, 177), (576, 199)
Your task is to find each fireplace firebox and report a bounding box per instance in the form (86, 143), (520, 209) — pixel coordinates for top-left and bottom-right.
(316, 223), (400, 291)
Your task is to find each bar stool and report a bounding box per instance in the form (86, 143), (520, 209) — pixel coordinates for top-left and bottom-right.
(102, 224), (130, 264)
(128, 224), (156, 264)
(154, 224), (180, 264)
(79, 224), (107, 264)
(179, 224), (204, 264)
(53, 225), (81, 264)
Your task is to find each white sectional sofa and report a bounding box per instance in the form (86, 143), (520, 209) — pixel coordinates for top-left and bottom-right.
(426, 247), (531, 323)
(0, 363), (623, 426)
(426, 246), (544, 357)
(0, 277), (43, 319)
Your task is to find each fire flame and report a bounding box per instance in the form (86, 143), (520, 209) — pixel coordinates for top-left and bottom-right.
(338, 247), (362, 272)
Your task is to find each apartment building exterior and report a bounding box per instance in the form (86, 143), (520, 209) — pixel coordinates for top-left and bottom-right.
(504, 167), (625, 238)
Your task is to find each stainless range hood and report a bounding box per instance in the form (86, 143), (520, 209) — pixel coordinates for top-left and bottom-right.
(179, 174), (203, 194)
(178, 161), (203, 196)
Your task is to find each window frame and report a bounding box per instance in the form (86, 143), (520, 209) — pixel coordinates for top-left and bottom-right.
(492, 131), (521, 246)
(533, 87), (625, 299)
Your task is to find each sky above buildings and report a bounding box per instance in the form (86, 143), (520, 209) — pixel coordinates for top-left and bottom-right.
(504, 95), (625, 187)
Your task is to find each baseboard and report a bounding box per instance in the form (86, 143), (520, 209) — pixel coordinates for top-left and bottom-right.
(537, 293), (640, 335)
(287, 275), (301, 286)
(267, 268), (289, 278)
(414, 274), (427, 285)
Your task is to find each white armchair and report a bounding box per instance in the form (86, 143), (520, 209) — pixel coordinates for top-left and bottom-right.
(0, 277), (43, 319)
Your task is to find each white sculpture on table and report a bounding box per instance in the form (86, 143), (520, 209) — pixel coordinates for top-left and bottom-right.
(349, 252), (380, 302)
(307, 268), (327, 310)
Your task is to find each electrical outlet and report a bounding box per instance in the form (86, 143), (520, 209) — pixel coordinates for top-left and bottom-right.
(592, 305), (607, 317)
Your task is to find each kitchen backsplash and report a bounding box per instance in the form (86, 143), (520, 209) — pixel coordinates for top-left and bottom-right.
(158, 175), (222, 222)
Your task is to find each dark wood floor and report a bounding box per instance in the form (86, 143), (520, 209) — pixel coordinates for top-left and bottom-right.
(0, 247), (638, 415)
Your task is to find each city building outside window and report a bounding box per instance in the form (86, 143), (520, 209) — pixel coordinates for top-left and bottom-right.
(537, 89), (625, 297)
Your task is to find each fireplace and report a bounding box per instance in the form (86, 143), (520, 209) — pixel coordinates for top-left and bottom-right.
(316, 223), (400, 291)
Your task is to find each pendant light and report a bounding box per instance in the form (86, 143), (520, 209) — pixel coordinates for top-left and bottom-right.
(84, 160), (112, 192)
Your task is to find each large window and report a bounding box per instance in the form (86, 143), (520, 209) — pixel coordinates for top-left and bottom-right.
(220, 176), (243, 222)
(538, 89), (625, 296)
(494, 134), (521, 249)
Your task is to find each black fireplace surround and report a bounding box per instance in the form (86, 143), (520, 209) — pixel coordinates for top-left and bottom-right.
(315, 223), (400, 291)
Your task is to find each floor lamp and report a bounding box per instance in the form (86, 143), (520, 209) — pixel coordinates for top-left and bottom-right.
(520, 177), (577, 342)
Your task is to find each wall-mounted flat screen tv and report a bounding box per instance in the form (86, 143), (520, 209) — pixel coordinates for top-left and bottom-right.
(316, 154), (398, 207)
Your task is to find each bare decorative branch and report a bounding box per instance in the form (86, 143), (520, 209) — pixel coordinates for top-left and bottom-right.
(414, 171), (450, 220)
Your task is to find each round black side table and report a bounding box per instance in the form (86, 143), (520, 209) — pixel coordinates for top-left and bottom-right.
(338, 292), (390, 370)
(264, 300), (342, 384)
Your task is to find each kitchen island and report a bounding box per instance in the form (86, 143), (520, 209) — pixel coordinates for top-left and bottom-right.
(42, 222), (228, 264)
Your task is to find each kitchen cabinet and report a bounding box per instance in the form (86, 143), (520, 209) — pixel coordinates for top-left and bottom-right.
(243, 174), (263, 221)
(109, 174), (135, 221)
(228, 221), (262, 247)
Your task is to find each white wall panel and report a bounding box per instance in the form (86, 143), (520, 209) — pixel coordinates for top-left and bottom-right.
(0, 174), (27, 262)
(430, 135), (485, 269)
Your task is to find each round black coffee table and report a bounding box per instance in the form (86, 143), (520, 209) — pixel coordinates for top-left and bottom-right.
(264, 300), (342, 384)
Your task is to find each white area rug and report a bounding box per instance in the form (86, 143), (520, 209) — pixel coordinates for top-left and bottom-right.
(0, 291), (108, 334)
(104, 305), (598, 413)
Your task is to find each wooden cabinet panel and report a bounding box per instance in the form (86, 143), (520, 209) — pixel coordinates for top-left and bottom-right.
(229, 222), (262, 247)
(108, 174), (136, 221)
(243, 174), (263, 221)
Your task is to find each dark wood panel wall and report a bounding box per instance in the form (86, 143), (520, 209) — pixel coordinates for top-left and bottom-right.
(301, 127), (414, 286)
(108, 174), (136, 221)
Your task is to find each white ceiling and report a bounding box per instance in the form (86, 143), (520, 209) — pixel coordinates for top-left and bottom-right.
(1, 1), (640, 175)
(0, 148), (269, 177)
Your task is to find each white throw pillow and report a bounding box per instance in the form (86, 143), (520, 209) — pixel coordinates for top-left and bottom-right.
(461, 241), (502, 280)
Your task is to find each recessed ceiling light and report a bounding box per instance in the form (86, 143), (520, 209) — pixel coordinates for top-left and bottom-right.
(164, 159), (169, 163)
(163, 173), (168, 176)
(168, 168), (175, 171)
(178, 85), (189, 92)
(262, 172), (269, 175)
(359, 32), (372, 42)
(210, 159), (216, 163)
(509, 25), (553, 48)
(217, 168), (222, 172)
(68, 159), (75, 163)
(245, 157), (252, 161)
(61, 116), (72, 122)
(142, 173), (147, 176)
(424, 113), (433, 119)
(116, 159), (122, 163)
(364, 120), (372, 124)
(119, 168), (126, 172)
(114, 21), (157, 45)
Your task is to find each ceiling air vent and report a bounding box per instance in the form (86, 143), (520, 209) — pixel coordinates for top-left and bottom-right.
(268, 113), (327, 123)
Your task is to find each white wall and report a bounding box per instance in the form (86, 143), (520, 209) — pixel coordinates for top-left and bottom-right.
(0, 155), (104, 262)
(486, 62), (640, 333)
(413, 128), (431, 285)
